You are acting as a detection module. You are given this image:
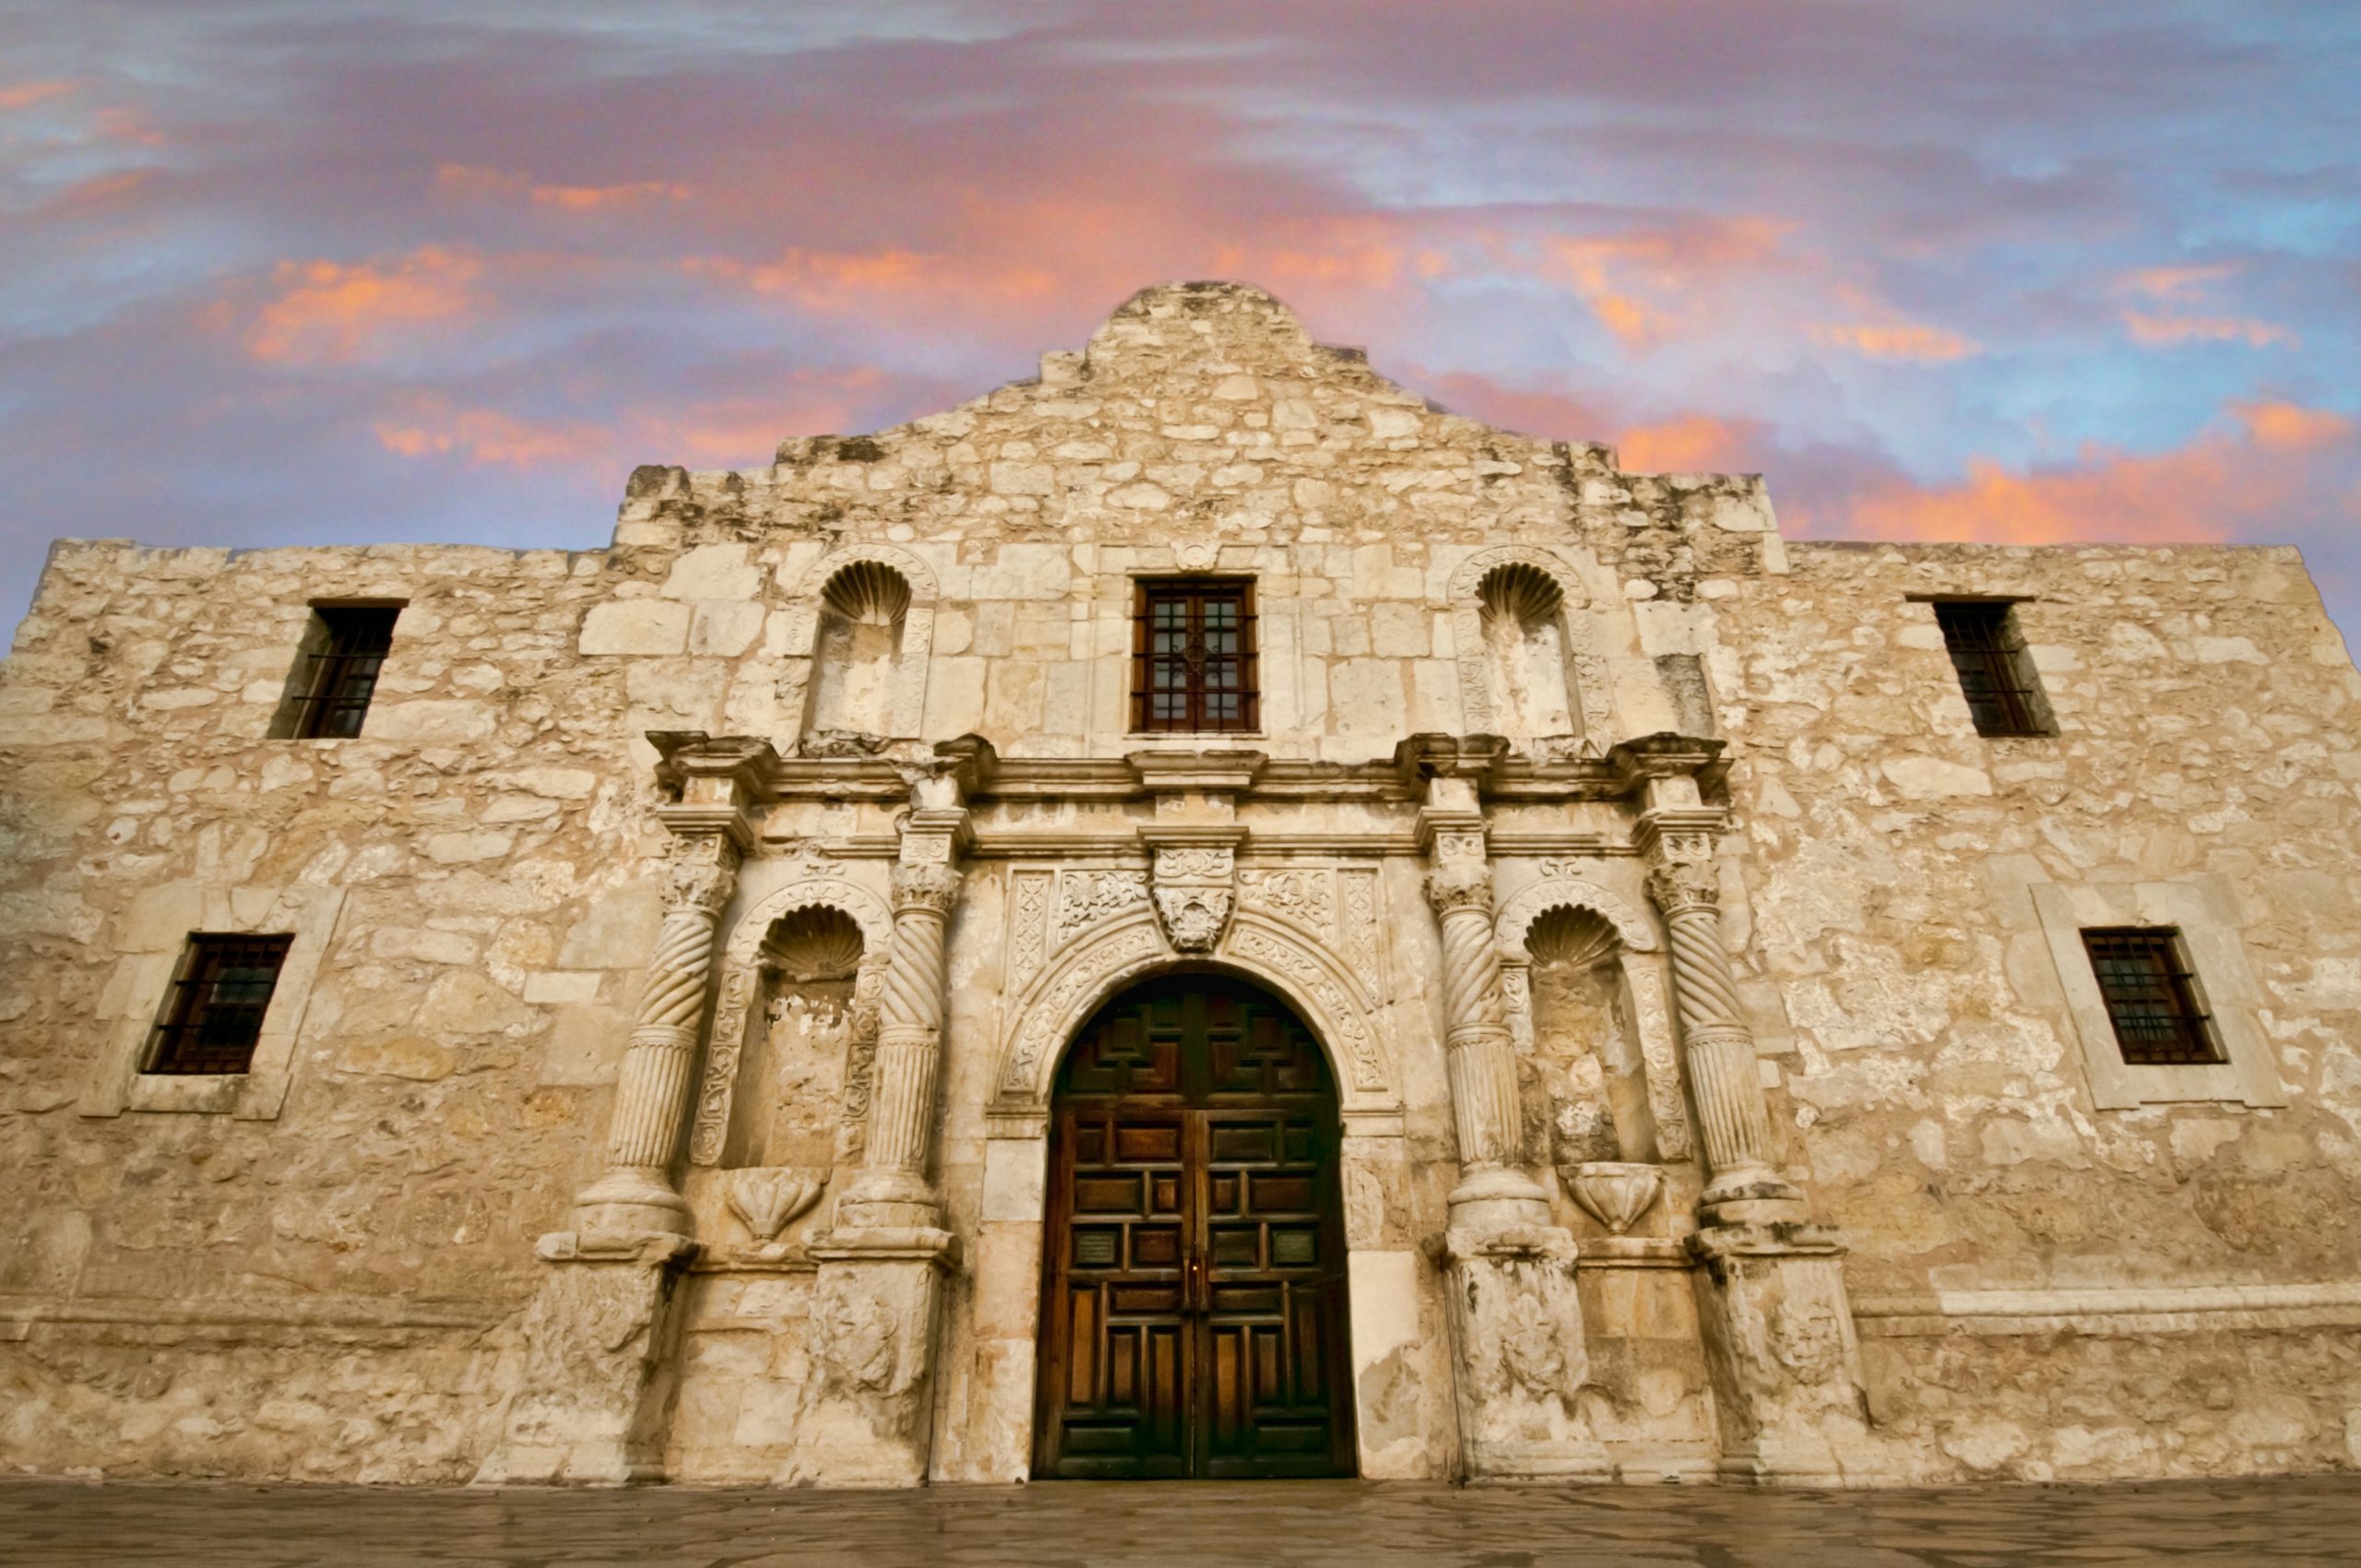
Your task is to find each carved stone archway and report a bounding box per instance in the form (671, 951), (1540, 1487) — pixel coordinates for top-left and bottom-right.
(691, 857), (896, 1167)
(991, 907), (1402, 1121)
(1492, 874), (1691, 1162)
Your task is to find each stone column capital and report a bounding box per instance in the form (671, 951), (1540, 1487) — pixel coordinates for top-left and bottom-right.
(1424, 862), (1496, 917)
(889, 862), (964, 916)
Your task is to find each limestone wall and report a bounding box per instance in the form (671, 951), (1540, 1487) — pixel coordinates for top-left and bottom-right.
(1717, 540), (2361, 1479)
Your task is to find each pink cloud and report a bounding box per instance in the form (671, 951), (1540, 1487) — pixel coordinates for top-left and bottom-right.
(245, 247), (486, 366)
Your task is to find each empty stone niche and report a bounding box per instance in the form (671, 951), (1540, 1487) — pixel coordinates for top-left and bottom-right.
(801, 560), (910, 746)
(730, 905), (867, 1175)
(1518, 907), (1655, 1167)
(1479, 562), (1583, 742)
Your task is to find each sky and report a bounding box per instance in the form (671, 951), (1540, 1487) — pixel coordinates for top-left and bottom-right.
(2, 1), (2358, 646)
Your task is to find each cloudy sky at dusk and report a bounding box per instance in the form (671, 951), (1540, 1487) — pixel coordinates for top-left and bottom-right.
(3, 2), (2358, 643)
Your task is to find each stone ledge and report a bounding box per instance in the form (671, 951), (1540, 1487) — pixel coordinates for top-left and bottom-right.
(1854, 1280), (2361, 1337)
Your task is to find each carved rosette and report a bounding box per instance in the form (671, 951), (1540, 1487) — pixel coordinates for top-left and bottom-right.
(1149, 844), (1236, 955)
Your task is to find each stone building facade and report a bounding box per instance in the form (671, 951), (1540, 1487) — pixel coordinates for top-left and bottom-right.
(5, 282), (2360, 1487)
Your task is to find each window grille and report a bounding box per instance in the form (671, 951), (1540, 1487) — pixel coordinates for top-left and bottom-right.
(291, 605), (401, 739)
(2082, 927), (2222, 1066)
(146, 934), (294, 1075)
(1932, 600), (2051, 737)
(1132, 579), (1258, 733)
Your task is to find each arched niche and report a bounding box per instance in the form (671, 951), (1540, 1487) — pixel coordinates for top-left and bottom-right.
(1493, 877), (1691, 1163)
(1447, 547), (1612, 756)
(692, 868), (895, 1168)
(991, 908), (1401, 1121)
(782, 544), (938, 749)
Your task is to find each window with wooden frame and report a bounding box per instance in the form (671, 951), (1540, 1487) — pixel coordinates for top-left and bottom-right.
(144, 933), (294, 1075)
(1132, 578), (1259, 733)
(2081, 927), (2223, 1066)
(1929, 599), (2053, 738)
(287, 602), (403, 739)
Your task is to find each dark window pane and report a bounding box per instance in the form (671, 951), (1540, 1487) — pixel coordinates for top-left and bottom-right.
(293, 605), (402, 740)
(1133, 579), (1258, 733)
(1933, 601), (2050, 738)
(147, 934), (294, 1075)
(2082, 928), (2220, 1066)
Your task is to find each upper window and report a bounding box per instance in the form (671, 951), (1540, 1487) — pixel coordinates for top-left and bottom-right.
(146, 933), (293, 1075)
(1133, 578), (1258, 733)
(1931, 600), (2053, 738)
(287, 603), (402, 739)
(2082, 927), (2222, 1067)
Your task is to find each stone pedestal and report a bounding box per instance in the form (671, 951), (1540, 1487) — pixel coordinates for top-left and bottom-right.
(783, 1228), (962, 1487)
(1689, 1223), (1879, 1486)
(1434, 1227), (1613, 1480)
(475, 1232), (695, 1486)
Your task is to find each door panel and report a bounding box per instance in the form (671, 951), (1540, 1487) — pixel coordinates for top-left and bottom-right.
(1038, 976), (1356, 1479)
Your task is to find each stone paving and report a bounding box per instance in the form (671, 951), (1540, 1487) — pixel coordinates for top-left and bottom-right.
(3, 1476), (2355, 1567)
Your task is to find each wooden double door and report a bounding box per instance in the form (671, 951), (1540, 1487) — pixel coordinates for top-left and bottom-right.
(1035, 975), (1357, 1479)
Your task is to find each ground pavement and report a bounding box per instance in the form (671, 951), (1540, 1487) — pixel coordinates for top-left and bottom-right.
(2, 1475), (2353, 1566)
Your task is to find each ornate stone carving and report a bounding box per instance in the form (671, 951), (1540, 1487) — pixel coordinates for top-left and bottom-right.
(1006, 921), (1162, 1091)
(1008, 870), (1052, 992)
(1560, 1160), (1664, 1234)
(575, 830), (744, 1234)
(1340, 867), (1381, 989)
(1495, 875), (1658, 957)
(1237, 867), (1334, 934)
(691, 865), (889, 1169)
(723, 1167), (826, 1242)
(1622, 962), (1695, 1161)
(1149, 842), (1237, 955)
(835, 959), (887, 1161)
(475, 1246), (691, 1485)
(1154, 885), (1233, 952)
(663, 833), (742, 916)
(786, 1243), (955, 1486)
(1226, 924), (1388, 1094)
(1424, 863), (1495, 918)
(889, 862), (962, 916)
(1054, 870), (1147, 947)
(1437, 1229), (1609, 1479)
(1642, 811), (1800, 1221)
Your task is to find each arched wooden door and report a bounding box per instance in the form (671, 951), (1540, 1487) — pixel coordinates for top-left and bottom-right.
(1035, 973), (1357, 1479)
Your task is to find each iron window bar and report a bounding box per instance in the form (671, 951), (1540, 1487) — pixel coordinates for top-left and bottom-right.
(145, 933), (294, 1075)
(1931, 600), (2048, 738)
(1132, 579), (1259, 733)
(2081, 927), (2222, 1066)
(292, 605), (401, 739)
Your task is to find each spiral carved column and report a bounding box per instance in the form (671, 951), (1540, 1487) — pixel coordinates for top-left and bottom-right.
(573, 832), (742, 1237)
(839, 861), (962, 1222)
(1418, 790), (1552, 1231)
(1640, 820), (1805, 1223)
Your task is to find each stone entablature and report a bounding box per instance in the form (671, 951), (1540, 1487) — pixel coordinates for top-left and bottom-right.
(3, 283), (2359, 1489)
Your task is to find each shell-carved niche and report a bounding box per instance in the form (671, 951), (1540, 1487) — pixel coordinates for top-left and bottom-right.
(1479, 563), (1577, 742)
(1521, 908), (1630, 1166)
(694, 873), (893, 1170)
(733, 906), (867, 1170)
(1450, 547), (1611, 758)
(1495, 875), (1691, 1164)
(803, 561), (912, 748)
